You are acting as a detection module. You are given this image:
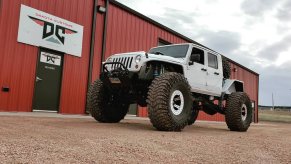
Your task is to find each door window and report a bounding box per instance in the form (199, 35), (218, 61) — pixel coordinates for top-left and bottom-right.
(190, 47), (205, 65)
(208, 53), (218, 69)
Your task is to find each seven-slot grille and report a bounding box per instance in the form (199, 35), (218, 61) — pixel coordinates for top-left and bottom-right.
(111, 56), (134, 69)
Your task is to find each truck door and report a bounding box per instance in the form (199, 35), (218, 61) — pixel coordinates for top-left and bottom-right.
(185, 47), (207, 93)
(206, 52), (222, 96)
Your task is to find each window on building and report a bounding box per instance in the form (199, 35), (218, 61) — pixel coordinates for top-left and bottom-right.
(208, 53), (218, 69)
(190, 47), (204, 65)
(158, 38), (171, 46)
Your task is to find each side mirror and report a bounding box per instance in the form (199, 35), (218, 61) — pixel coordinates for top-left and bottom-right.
(190, 54), (200, 63)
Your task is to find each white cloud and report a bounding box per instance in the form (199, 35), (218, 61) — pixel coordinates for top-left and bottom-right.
(274, 49), (291, 66)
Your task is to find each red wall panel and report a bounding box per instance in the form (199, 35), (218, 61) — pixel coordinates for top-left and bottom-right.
(54, 0), (93, 114)
(0, 0), (93, 114)
(0, 1), (38, 112)
(104, 4), (186, 59)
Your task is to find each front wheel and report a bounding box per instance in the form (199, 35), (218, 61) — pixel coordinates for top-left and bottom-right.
(225, 92), (252, 131)
(147, 72), (192, 131)
(87, 80), (129, 123)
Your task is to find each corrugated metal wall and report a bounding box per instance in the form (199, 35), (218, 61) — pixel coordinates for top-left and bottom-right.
(0, 0), (93, 113)
(104, 3), (186, 59)
(0, 0), (259, 121)
(0, 0), (38, 111)
(57, 0), (93, 114)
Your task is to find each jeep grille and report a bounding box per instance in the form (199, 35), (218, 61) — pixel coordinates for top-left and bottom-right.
(111, 57), (133, 69)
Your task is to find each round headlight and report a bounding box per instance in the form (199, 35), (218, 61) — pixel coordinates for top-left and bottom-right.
(135, 55), (142, 63)
(107, 57), (113, 62)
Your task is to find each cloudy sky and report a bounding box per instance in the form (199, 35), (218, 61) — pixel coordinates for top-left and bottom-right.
(117, 0), (291, 106)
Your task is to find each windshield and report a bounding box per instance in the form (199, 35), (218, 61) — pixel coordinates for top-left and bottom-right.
(148, 45), (189, 58)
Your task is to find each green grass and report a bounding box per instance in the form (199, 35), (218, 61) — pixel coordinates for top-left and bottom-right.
(259, 110), (291, 123)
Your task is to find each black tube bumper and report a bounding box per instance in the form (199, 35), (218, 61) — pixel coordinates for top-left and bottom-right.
(100, 62), (131, 88)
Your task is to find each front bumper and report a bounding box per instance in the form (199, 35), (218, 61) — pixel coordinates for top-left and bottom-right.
(100, 62), (131, 88)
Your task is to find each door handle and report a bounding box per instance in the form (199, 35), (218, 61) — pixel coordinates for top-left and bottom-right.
(214, 72), (219, 75)
(36, 77), (43, 82)
(201, 68), (207, 71)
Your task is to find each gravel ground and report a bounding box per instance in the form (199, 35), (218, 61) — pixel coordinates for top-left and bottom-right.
(0, 114), (291, 163)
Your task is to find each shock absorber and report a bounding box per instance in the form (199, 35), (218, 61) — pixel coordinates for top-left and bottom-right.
(160, 65), (165, 74)
(153, 64), (159, 77)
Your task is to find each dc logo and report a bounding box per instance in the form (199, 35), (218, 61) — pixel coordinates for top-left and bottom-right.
(29, 16), (77, 45)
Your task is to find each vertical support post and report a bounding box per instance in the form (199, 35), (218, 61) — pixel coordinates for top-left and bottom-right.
(100, 0), (109, 72)
(86, 0), (98, 113)
(272, 92), (274, 111)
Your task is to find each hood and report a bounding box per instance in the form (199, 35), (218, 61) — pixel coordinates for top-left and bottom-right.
(104, 51), (186, 72)
(108, 51), (186, 65)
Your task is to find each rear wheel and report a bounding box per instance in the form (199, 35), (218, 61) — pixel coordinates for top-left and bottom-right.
(225, 92), (252, 131)
(147, 72), (192, 131)
(87, 80), (129, 123)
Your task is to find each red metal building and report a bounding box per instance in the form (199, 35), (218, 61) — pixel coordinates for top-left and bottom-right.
(0, 0), (259, 122)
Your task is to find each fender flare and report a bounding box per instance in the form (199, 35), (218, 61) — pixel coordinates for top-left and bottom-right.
(222, 79), (244, 94)
(138, 61), (184, 80)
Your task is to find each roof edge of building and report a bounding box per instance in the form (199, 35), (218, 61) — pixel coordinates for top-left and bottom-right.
(110, 0), (259, 76)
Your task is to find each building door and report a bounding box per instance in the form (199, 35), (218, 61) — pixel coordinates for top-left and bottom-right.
(33, 49), (63, 112)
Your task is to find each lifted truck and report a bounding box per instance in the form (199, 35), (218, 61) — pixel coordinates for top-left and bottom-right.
(87, 43), (252, 131)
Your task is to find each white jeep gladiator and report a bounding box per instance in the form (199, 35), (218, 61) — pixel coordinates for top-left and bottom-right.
(87, 43), (252, 131)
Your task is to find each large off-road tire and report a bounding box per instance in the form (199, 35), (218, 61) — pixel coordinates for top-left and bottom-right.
(147, 72), (192, 131)
(225, 92), (252, 131)
(222, 57), (231, 79)
(87, 80), (129, 123)
(188, 103), (200, 125)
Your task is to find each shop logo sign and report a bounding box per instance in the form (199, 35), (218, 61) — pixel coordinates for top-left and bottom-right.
(40, 52), (61, 66)
(46, 55), (57, 63)
(17, 5), (84, 57)
(29, 16), (77, 45)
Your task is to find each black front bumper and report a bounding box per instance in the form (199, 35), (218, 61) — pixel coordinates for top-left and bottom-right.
(100, 62), (131, 88)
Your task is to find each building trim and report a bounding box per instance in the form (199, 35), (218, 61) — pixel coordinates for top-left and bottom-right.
(86, 0), (98, 113)
(101, 0), (109, 68)
(257, 76), (260, 122)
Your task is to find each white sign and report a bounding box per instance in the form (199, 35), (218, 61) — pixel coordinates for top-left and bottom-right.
(17, 5), (84, 57)
(40, 52), (61, 66)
